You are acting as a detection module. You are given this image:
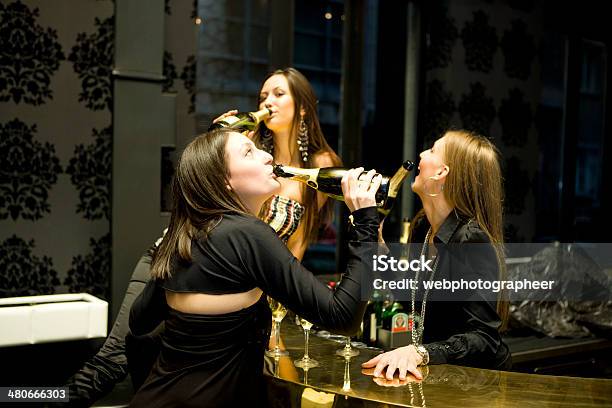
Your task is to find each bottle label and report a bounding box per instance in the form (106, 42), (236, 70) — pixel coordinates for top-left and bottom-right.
(391, 312), (410, 333)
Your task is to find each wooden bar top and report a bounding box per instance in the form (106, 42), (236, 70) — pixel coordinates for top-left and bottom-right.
(264, 318), (612, 407)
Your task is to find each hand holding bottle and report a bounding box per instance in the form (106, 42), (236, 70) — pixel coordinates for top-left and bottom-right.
(212, 109), (239, 124)
(209, 108), (271, 136)
(272, 160), (414, 217)
(212, 110), (255, 138)
(341, 168), (383, 213)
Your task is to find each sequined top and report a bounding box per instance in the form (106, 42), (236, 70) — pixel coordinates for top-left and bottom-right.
(260, 195), (305, 243)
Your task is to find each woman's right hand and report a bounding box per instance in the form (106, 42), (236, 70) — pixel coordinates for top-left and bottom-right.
(212, 109), (238, 124)
(341, 168), (383, 213)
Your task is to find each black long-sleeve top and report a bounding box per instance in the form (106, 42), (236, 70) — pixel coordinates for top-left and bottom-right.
(128, 207), (378, 407)
(130, 207), (378, 336)
(411, 210), (511, 370)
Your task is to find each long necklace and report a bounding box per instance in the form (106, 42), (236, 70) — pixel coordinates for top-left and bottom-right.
(408, 381), (427, 408)
(411, 227), (439, 345)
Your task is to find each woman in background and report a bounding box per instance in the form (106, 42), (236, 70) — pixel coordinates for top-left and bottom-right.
(216, 67), (342, 259)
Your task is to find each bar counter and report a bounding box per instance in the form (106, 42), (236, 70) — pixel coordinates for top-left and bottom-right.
(264, 319), (612, 407)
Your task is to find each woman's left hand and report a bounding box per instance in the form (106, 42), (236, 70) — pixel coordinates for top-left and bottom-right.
(361, 345), (423, 380)
(212, 109), (238, 124)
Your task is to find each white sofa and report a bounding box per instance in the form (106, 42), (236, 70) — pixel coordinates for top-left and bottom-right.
(0, 293), (108, 347)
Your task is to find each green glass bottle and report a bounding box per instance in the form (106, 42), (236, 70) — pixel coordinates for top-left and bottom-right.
(208, 107), (271, 132)
(272, 160), (415, 216)
(381, 302), (405, 331)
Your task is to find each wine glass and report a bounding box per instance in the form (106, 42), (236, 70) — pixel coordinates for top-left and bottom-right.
(265, 296), (289, 357)
(294, 317), (319, 368)
(336, 336), (359, 357)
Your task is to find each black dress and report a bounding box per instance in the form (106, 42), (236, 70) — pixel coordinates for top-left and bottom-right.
(128, 208), (379, 407)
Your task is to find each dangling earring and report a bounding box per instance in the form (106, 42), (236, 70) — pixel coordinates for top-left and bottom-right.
(297, 116), (309, 163)
(425, 176), (444, 197)
(261, 127), (274, 155)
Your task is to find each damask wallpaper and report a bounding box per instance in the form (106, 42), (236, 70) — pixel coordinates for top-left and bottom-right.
(423, 0), (542, 242)
(0, 0), (196, 299)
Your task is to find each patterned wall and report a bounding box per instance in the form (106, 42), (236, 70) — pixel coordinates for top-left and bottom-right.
(0, 0), (196, 299)
(422, 0), (543, 242)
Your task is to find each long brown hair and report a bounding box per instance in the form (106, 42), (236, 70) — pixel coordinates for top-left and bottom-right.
(253, 67), (342, 243)
(151, 129), (247, 280)
(442, 130), (509, 330)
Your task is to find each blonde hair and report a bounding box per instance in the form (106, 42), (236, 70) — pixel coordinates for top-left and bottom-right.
(442, 130), (509, 331)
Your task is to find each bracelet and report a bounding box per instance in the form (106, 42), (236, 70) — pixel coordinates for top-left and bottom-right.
(415, 344), (429, 366)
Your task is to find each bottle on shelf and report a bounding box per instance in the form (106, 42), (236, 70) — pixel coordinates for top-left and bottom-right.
(381, 301), (404, 330)
(272, 160), (415, 217)
(208, 107), (272, 133)
(382, 301), (410, 334)
(361, 290), (383, 346)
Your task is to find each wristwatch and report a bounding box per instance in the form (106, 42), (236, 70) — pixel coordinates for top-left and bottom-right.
(415, 344), (429, 366)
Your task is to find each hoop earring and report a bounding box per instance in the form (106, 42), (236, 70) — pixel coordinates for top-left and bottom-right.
(297, 117), (309, 162)
(261, 128), (274, 155)
(425, 176), (444, 197)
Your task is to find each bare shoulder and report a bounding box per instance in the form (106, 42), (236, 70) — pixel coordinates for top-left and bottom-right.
(312, 150), (338, 168)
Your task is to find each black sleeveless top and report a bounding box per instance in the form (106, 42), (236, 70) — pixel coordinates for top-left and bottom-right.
(128, 208), (379, 407)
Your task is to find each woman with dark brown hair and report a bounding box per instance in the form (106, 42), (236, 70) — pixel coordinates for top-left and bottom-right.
(64, 68), (342, 406)
(128, 128), (381, 407)
(216, 67), (342, 259)
(362, 130), (510, 381)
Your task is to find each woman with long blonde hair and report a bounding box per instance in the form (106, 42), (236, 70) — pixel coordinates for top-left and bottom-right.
(362, 129), (510, 381)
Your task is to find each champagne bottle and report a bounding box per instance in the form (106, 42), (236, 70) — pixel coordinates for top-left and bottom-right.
(272, 160), (415, 216)
(208, 107), (272, 132)
(381, 301), (407, 332)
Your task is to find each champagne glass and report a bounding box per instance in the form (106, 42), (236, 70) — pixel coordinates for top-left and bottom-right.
(336, 336), (359, 357)
(273, 356), (280, 378)
(302, 366), (310, 385)
(342, 355), (352, 392)
(265, 296), (289, 357)
(294, 317), (319, 368)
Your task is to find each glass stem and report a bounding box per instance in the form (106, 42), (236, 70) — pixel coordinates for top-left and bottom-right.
(345, 336), (351, 350)
(274, 321), (281, 353)
(304, 329), (310, 359)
